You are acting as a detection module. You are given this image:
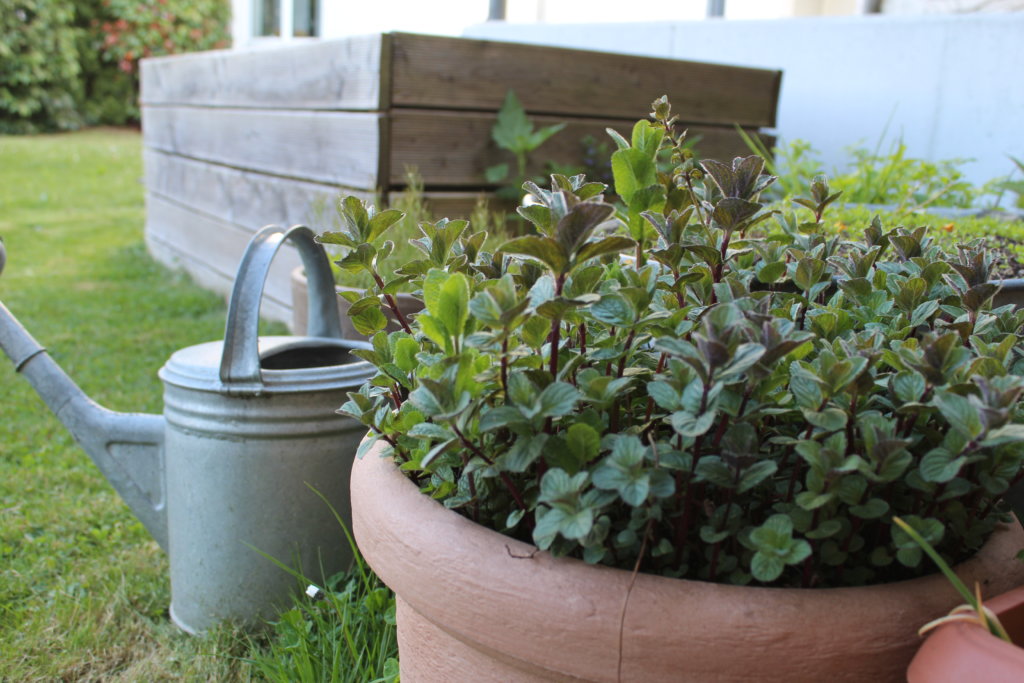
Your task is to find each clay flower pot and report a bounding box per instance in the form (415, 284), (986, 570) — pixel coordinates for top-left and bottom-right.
(908, 584), (1024, 682)
(290, 267), (423, 340)
(351, 439), (1024, 683)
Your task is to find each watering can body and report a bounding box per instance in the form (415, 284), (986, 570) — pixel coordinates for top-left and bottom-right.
(0, 225), (373, 633)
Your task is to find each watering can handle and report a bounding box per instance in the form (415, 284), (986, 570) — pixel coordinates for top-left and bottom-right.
(219, 224), (342, 390)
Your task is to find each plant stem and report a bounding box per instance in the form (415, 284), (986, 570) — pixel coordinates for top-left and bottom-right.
(711, 414), (730, 449)
(643, 353), (669, 426)
(371, 272), (414, 334)
(845, 390), (857, 454)
(616, 517), (655, 682)
(674, 426), (707, 565)
(685, 174), (707, 228)
(452, 424), (527, 511)
(616, 329), (637, 378)
(834, 508), (865, 585)
(713, 230), (732, 284)
(801, 509), (821, 588)
(500, 336), (510, 397)
(548, 274), (566, 379)
(709, 467), (741, 581)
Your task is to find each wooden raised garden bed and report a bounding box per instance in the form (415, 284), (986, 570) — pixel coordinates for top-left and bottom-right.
(140, 33), (781, 324)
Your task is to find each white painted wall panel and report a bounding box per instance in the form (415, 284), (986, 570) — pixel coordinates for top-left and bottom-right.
(465, 14), (1024, 186)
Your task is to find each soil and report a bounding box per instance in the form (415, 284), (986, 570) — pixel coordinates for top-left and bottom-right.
(986, 235), (1024, 279)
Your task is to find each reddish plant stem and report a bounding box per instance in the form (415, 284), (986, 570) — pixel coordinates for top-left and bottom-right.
(832, 479), (875, 568)
(549, 317), (562, 378)
(674, 386), (710, 565)
(500, 336), (509, 397)
(372, 272), (413, 334)
(924, 483), (948, 518)
(451, 424), (527, 511)
(710, 414), (730, 449)
(845, 391), (857, 454)
(737, 388), (752, 420)
(548, 274), (567, 380)
(800, 509), (821, 588)
(373, 428), (398, 449)
(713, 230), (733, 284)
(616, 330), (637, 379)
(708, 465), (742, 581)
(833, 515), (864, 585)
(901, 413), (920, 438)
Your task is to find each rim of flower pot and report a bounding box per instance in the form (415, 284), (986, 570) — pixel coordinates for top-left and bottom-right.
(908, 584), (1024, 681)
(351, 438), (1024, 682)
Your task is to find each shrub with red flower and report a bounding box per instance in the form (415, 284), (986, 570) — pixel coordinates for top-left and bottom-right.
(76, 0), (229, 124)
(89, 0), (230, 74)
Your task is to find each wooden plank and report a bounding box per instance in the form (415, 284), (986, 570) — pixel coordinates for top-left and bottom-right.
(143, 150), (375, 234)
(388, 33), (780, 128)
(140, 35), (384, 110)
(388, 109), (769, 188)
(142, 106), (382, 189)
(145, 194), (301, 324)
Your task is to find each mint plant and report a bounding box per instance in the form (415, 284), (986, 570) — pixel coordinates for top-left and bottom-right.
(328, 98), (1024, 588)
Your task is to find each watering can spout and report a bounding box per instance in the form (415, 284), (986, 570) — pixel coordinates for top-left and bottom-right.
(0, 300), (168, 549)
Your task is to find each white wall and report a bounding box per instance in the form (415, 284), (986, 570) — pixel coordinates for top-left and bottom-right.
(464, 13), (1024, 186)
(232, 0), (492, 46)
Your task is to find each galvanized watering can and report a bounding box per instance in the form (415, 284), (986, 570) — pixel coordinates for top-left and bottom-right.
(0, 225), (373, 633)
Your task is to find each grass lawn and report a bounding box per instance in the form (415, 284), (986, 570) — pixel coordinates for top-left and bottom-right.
(0, 129), (396, 680)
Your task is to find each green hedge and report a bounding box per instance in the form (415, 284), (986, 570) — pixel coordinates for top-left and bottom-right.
(0, 0), (230, 133)
(0, 0), (83, 134)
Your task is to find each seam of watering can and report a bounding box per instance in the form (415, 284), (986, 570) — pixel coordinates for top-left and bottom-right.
(165, 424), (367, 441)
(13, 346), (46, 372)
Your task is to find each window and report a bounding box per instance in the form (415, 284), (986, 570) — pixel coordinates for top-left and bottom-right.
(253, 0), (319, 38)
(292, 0), (318, 37)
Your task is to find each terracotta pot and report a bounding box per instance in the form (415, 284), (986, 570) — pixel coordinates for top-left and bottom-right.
(907, 584), (1024, 682)
(351, 439), (1024, 682)
(290, 267), (423, 340)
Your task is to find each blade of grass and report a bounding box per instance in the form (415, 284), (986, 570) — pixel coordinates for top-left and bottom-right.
(893, 516), (1011, 642)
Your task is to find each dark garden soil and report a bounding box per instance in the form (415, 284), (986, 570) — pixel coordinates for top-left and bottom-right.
(988, 235), (1024, 279)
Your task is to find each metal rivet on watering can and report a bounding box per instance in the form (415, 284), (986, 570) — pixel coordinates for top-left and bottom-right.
(0, 225), (374, 634)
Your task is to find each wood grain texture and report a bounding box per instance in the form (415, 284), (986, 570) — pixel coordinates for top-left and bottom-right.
(145, 194), (300, 324)
(143, 150), (374, 233)
(142, 106), (382, 188)
(140, 35), (383, 110)
(388, 33), (781, 127)
(387, 109), (769, 187)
